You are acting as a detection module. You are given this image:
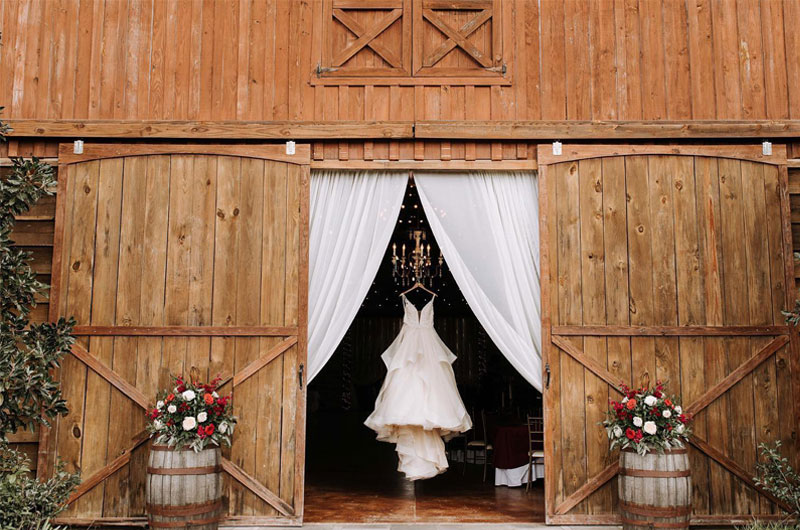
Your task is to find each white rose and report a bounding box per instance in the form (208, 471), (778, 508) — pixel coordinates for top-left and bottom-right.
(182, 390), (196, 402)
(675, 405), (682, 414)
(197, 411), (208, 423)
(644, 395), (658, 407)
(633, 416), (643, 427)
(219, 422), (228, 434)
(613, 426), (623, 438)
(182, 416), (197, 431)
(153, 419), (163, 429)
(156, 400), (164, 409)
(662, 409), (672, 418)
(212, 391), (219, 398)
(167, 405), (177, 414)
(676, 424), (685, 434)
(622, 397), (628, 403)
(643, 421), (657, 435)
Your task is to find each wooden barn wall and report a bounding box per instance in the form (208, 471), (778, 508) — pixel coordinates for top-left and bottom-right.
(2, 0), (800, 123)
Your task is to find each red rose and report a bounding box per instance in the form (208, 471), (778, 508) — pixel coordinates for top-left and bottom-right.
(197, 426), (206, 438)
(204, 393), (214, 405)
(166, 393), (175, 402)
(626, 399), (637, 410)
(634, 430), (643, 442)
(664, 398), (673, 407)
(625, 428), (635, 440)
(204, 424), (215, 435)
(654, 390), (662, 398)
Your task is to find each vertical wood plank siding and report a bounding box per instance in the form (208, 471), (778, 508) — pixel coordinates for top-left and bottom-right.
(2, 0), (800, 122)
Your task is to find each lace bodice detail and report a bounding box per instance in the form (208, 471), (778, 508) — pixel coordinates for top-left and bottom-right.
(402, 295), (435, 328)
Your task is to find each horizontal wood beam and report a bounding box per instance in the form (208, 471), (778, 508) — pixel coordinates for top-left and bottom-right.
(417, 120), (800, 139)
(552, 325), (791, 336)
(6, 119), (800, 141)
(5, 120), (413, 139)
(73, 325), (298, 337)
(310, 159), (536, 170)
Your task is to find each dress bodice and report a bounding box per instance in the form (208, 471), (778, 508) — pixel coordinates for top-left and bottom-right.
(402, 295), (435, 328)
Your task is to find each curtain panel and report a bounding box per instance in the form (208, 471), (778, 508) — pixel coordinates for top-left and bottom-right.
(414, 171), (542, 390)
(307, 170), (408, 381)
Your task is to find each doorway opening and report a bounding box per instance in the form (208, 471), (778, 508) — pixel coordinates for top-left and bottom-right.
(304, 175), (545, 524)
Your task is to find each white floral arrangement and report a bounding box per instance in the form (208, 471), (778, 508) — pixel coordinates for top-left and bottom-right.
(603, 381), (692, 455)
(146, 375), (237, 452)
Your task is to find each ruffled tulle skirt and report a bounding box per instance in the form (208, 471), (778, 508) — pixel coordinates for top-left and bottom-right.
(364, 325), (472, 480)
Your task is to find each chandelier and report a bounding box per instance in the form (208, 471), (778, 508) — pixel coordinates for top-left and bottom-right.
(391, 228), (444, 288)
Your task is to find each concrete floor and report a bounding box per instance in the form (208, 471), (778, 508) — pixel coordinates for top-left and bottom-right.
(303, 523), (621, 530)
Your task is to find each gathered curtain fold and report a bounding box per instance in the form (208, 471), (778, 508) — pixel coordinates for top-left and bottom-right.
(413, 171), (542, 391)
(307, 170), (408, 382)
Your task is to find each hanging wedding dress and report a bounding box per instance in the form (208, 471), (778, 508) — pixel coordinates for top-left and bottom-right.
(364, 295), (472, 480)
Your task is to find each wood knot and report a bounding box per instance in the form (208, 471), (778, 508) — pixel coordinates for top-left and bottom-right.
(216, 209), (225, 219)
(72, 425), (81, 439)
(233, 208), (240, 217)
(675, 180), (683, 190)
(72, 260), (81, 271)
(83, 185), (91, 194)
(637, 225), (644, 233)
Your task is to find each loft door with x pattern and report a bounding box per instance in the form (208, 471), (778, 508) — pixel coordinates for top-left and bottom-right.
(42, 144), (310, 527)
(413, 0), (503, 76)
(322, 0), (412, 76)
(538, 144), (799, 525)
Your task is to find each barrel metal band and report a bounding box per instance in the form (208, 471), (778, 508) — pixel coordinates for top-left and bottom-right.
(619, 468), (691, 478)
(622, 447), (688, 455)
(148, 515), (223, 528)
(620, 500), (692, 517)
(146, 499), (222, 516)
(146, 465), (222, 475)
(620, 516), (689, 528)
(151, 445), (205, 452)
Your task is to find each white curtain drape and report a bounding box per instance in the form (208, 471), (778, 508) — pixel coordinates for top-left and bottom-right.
(414, 171), (542, 390)
(308, 170), (408, 382)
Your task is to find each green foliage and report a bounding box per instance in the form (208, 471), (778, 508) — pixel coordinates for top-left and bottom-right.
(0, 443), (80, 530)
(755, 442), (800, 526)
(0, 154), (74, 439)
(0, 61), (79, 529)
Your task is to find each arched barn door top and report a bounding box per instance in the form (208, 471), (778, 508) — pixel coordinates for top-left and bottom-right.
(58, 143), (311, 165)
(537, 143), (787, 166)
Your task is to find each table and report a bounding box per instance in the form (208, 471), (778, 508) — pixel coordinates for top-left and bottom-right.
(492, 424), (544, 487)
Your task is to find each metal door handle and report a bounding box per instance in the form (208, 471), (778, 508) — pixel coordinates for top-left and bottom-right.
(545, 363), (551, 389)
(298, 363), (305, 389)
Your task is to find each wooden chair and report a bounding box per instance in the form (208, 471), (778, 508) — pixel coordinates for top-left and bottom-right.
(526, 415), (544, 491)
(464, 409), (493, 482)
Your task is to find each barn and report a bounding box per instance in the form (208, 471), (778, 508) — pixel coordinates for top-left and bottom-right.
(2, 0), (800, 527)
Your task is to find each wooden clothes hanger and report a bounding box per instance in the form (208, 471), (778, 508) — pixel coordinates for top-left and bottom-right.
(399, 281), (437, 298)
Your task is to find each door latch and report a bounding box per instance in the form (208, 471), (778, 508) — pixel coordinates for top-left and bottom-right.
(545, 363), (551, 389)
(298, 363), (305, 389)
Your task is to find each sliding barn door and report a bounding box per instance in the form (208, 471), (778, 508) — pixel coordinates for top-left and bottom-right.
(539, 144), (799, 525)
(41, 144), (310, 526)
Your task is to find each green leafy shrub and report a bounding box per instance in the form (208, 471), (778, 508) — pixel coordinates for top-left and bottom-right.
(0, 74), (79, 528)
(754, 442), (800, 527)
(0, 447), (80, 530)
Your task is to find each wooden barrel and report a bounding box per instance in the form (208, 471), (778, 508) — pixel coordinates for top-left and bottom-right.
(619, 447), (692, 530)
(146, 445), (223, 529)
